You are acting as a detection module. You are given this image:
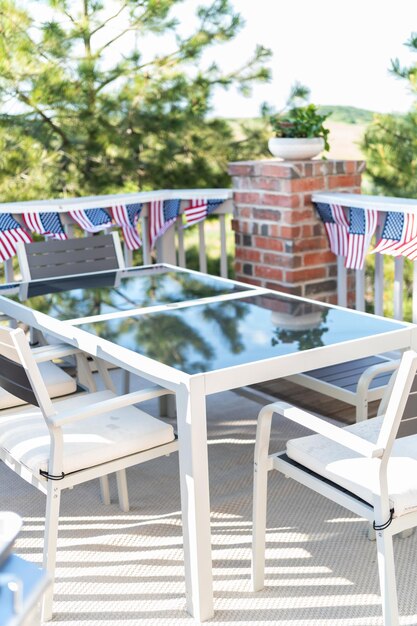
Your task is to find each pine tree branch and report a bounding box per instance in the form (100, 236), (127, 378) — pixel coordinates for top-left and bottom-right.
(16, 90), (70, 146)
(90, 3), (128, 36)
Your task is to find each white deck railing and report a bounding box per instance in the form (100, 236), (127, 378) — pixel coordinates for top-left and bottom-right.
(313, 192), (417, 323)
(0, 189), (234, 282)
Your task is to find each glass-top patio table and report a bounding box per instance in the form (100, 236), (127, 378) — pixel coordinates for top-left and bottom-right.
(0, 263), (416, 621)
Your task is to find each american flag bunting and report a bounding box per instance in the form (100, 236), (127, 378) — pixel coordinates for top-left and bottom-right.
(111, 203), (143, 250)
(69, 208), (112, 233)
(184, 198), (224, 226)
(23, 211), (67, 241)
(372, 212), (405, 255)
(149, 199), (180, 248)
(345, 207), (378, 270)
(386, 212), (417, 259)
(314, 202), (349, 256)
(0, 213), (32, 261)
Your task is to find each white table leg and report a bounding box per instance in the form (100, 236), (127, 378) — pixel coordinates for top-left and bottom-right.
(176, 376), (214, 621)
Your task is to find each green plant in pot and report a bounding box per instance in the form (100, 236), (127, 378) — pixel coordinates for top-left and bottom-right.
(267, 83), (330, 160)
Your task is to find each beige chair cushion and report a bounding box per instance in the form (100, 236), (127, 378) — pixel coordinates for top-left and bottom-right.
(0, 361), (77, 410)
(0, 390), (175, 476)
(287, 416), (417, 518)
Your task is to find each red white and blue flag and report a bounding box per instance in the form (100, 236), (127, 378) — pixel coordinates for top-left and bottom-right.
(22, 211), (67, 241)
(345, 207), (378, 270)
(0, 213), (32, 261)
(314, 202), (349, 256)
(372, 212), (405, 256)
(149, 199), (180, 248)
(111, 203), (143, 250)
(69, 208), (112, 233)
(184, 198), (224, 226)
(384, 212), (417, 260)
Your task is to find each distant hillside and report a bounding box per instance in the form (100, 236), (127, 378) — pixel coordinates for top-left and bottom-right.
(318, 105), (375, 125)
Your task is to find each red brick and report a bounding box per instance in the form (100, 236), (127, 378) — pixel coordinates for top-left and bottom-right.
(235, 248), (262, 262)
(285, 267), (327, 282)
(293, 236), (329, 252)
(285, 176), (325, 193)
(228, 162), (255, 176)
(233, 191), (262, 204)
(303, 251), (335, 265)
(235, 275), (263, 287)
(312, 161), (334, 176)
(263, 252), (302, 268)
(263, 193), (302, 208)
(327, 174), (361, 189)
(254, 266), (284, 281)
(253, 236), (284, 251)
(265, 282), (303, 296)
(251, 176), (283, 191)
(255, 162), (297, 178)
(252, 207), (281, 221)
(234, 207), (252, 219)
(279, 225), (301, 239)
(283, 209), (315, 224)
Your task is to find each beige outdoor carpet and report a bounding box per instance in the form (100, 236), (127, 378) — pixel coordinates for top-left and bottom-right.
(2, 382), (417, 626)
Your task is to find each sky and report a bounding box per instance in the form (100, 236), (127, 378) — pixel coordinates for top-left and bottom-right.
(206, 0), (417, 117)
(22, 0), (417, 118)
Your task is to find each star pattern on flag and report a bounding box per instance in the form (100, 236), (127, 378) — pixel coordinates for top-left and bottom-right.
(69, 208), (112, 233)
(23, 212), (67, 240)
(184, 198), (224, 227)
(372, 212), (404, 255)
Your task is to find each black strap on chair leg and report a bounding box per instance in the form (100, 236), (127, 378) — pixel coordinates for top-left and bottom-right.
(373, 509), (394, 531)
(39, 470), (65, 481)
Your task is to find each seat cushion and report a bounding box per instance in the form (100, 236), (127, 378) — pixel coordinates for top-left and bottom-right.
(0, 390), (175, 476)
(0, 361), (77, 410)
(286, 416), (417, 518)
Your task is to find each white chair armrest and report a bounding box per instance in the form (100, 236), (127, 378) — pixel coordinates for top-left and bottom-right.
(261, 401), (383, 459)
(356, 359), (400, 397)
(31, 343), (82, 362)
(48, 386), (174, 427)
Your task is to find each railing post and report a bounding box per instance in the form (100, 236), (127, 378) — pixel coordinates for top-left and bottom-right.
(228, 159), (364, 305)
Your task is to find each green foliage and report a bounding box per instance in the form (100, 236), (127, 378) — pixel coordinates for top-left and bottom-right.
(361, 31), (417, 196)
(265, 83), (330, 152)
(0, 0), (272, 199)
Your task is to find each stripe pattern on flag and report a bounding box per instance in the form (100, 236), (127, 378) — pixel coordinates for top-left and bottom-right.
(386, 212), (417, 259)
(184, 198), (224, 226)
(149, 199), (180, 248)
(345, 207), (378, 270)
(23, 212), (67, 240)
(314, 202), (349, 256)
(0, 213), (32, 261)
(111, 203), (143, 250)
(372, 212), (405, 255)
(69, 208), (112, 233)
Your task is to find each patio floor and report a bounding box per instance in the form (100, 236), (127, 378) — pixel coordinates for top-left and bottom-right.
(3, 373), (417, 625)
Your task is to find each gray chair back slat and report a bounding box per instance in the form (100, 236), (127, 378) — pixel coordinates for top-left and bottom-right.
(0, 352), (39, 406)
(398, 382), (417, 438)
(19, 233), (123, 281)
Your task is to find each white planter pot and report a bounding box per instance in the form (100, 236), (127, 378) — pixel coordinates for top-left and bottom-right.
(268, 137), (324, 160)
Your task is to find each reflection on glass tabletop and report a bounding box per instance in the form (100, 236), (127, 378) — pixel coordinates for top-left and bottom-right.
(3, 265), (249, 321)
(78, 292), (406, 374)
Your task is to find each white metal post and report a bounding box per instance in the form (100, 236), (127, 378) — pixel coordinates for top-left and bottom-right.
(156, 224), (177, 265)
(175, 376), (213, 621)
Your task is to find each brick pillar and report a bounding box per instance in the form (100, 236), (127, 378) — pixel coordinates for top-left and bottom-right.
(228, 159), (365, 304)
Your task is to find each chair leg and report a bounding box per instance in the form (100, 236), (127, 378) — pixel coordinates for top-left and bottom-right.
(375, 529), (400, 626)
(42, 482), (62, 622)
(99, 476), (111, 505)
(252, 406), (274, 592)
(116, 470), (130, 512)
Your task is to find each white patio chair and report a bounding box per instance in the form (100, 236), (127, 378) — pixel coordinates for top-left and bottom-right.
(252, 350), (417, 626)
(285, 355), (400, 422)
(16, 232), (133, 510)
(0, 326), (178, 621)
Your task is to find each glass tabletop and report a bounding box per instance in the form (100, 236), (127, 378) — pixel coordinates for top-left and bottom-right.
(77, 292), (406, 374)
(5, 265), (249, 321)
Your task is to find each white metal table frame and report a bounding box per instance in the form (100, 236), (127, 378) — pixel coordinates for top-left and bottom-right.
(1, 263), (416, 622)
